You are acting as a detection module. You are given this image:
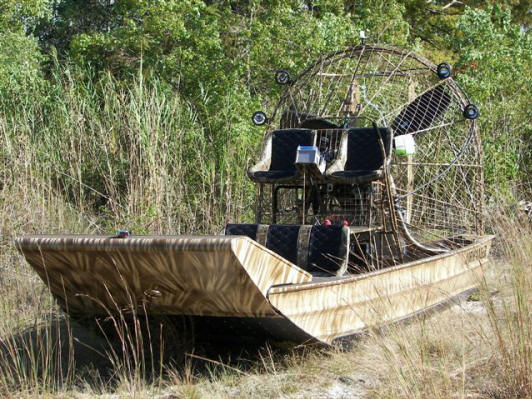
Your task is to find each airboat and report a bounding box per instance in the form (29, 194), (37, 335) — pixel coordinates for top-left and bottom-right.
(15, 43), (494, 345)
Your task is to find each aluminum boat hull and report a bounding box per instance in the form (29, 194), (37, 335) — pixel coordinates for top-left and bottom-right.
(15, 234), (493, 345)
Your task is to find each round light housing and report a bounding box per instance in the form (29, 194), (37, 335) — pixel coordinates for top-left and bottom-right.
(275, 70), (291, 85)
(252, 111), (268, 126)
(463, 104), (479, 120)
(437, 62), (452, 79)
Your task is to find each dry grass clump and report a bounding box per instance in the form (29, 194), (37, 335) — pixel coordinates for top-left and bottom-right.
(355, 209), (531, 399)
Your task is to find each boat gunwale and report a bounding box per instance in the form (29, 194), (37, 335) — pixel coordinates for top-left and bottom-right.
(268, 234), (495, 294)
(271, 260), (485, 320)
(15, 234), (244, 252)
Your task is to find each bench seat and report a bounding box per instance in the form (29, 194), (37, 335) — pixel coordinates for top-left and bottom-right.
(225, 223), (349, 276)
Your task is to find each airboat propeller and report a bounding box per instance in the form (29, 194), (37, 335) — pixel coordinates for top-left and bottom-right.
(264, 44), (484, 249)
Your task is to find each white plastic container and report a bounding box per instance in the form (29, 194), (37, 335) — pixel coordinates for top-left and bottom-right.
(394, 134), (416, 156)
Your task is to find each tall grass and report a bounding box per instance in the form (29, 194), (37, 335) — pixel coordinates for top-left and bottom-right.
(0, 65), (258, 239)
(481, 210), (531, 397)
(358, 207), (531, 398)
(0, 64), (259, 396)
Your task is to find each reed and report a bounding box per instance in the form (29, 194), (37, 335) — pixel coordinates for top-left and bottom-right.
(0, 65), (257, 240)
(355, 203), (531, 398)
(0, 63), (258, 396)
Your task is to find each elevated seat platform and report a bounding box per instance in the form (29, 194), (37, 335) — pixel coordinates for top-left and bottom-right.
(248, 126), (392, 186)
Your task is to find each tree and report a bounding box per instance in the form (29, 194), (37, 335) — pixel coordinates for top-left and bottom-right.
(453, 5), (532, 193)
(0, 0), (49, 103)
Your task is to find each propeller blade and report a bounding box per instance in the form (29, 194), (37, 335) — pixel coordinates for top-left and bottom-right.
(300, 118), (339, 129)
(280, 108), (339, 129)
(391, 85), (451, 136)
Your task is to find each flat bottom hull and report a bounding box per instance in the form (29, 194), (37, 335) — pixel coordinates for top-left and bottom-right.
(15, 234), (494, 346)
(140, 286), (478, 347)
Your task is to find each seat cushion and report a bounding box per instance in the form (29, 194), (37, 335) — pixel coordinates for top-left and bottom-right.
(329, 169), (383, 184)
(224, 224), (258, 240)
(225, 223), (349, 277)
(265, 225), (300, 265)
(325, 127), (390, 184)
(250, 170), (299, 183)
(345, 127), (390, 171)
(307, 225), (349, 275)
(225, 224), (300, 265)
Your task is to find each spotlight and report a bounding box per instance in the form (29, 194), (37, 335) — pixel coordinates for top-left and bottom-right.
(463, 104), (479, 120)
(252, 111), (268, 126)
(275, 70), (291, 85)
(437, 62), (452, 79)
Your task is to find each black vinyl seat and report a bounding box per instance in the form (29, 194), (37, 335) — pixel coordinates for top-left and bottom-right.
(225, 223), (349, 276)
(265, 224), (300, 265)
(224, 224), (299, 264)
(325, 127), (392, 185)
(247, 129), (316, 184)
(307, 225), (349, 276)
(224, 224), (261, 240)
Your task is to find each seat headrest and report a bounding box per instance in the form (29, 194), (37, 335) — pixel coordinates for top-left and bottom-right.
(225, 224), (259, 240)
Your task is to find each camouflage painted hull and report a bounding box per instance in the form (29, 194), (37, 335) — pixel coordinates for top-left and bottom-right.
(15, 234), (493, 345)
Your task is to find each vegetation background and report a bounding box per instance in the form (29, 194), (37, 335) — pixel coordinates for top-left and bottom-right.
(1, 0), (530, 235)
(0, 0), (530, 397)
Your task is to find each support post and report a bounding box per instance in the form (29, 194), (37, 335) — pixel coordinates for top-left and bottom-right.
(256, 184), (264, 224)
(406, 82), (416, 224)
